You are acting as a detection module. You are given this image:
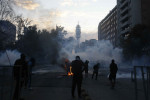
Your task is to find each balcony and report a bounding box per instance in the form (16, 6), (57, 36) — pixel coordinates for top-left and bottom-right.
(120, 1), (128, 9)
(120, 7), (128, 15)
(120, 13), (129, 21)
(120, 0), (126, 4)
(121, 20), (129, 28)
(121, 27), (130, 34)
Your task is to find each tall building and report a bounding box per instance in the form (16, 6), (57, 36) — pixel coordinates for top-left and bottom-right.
(98, 0), (150, 47)
(117, 0), (142, 37)
(76, 23), (81, 46)
(98, 6), (118, 46)
(117, 0), (150, 41)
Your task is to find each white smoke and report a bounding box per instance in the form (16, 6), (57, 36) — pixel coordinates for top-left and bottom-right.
(0, 50), (20, 66)
(131, 55), (150, 66)
(76, 40), (122, 67)
(59, 39), (123, 68)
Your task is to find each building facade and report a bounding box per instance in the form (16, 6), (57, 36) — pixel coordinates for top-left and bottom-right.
(76, 24), (81, 42)
(98, 0), (150, 47)
(76, 23), (81, 49)
(117, 0), (142, 37)
(98, 6), (117, 46)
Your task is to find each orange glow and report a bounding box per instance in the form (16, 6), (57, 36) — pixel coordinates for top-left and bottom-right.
(68, 66), (73, 76)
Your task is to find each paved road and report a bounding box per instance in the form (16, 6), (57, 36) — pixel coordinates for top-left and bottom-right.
(82, 75), (145, 100)
(22, 72), (81, 100)
(21, 71), (145, 100)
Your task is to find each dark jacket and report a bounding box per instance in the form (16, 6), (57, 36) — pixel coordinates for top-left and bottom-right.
(71, 60), (84, 77)
(13, 58), (27, 79)
(93, 64), (99, 72)
(110, 62), (118, 75)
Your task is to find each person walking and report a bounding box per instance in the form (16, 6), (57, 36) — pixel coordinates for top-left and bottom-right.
(84, 60), (89, 78)
(71, 56), (85, 98)
(109, 59), (118, 89)
(65, 59), (71, 75)
(27, 57), (35, 89)
(13, 53), (27, 100)
(92, 63), (99, 80)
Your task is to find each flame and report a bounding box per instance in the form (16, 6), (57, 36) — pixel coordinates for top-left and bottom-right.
(68, 66), (73, 76)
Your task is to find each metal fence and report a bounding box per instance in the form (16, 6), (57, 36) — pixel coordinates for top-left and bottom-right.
(0, 66), (14, 100)
(133, 66), (150, 100)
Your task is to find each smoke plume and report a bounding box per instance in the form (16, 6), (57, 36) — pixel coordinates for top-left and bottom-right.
(0, 50), (20, 66)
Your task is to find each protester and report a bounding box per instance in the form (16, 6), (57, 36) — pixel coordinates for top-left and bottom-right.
(92, 63), (100, 80)
(109, 59), (118, 89)
(13, 53), (27, 100)
(71, 56), (85, 98)
(84, 60), (89, 78)
(65, 59), (71, 75)
(28, 57), (35, 89)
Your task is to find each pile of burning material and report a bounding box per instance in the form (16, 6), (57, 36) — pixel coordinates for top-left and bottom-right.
(65, 59), (73, 76)
(68, 66), (73, 76)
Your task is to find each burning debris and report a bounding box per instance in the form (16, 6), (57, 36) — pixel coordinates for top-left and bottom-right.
(64, 58), (73, 76)
(68, 66), (73, 76)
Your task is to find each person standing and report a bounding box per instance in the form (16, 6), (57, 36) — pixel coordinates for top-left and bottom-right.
(109, 59), (118, 88)
(13, 53), (27, 100)
(92, 63), (99, 80)
(71, 56), (85, 98)
(84, 60), (89, 78)
(65, 59), (71, 75)
(28, 58), (35, 89)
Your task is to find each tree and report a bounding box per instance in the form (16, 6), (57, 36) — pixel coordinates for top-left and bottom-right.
(0, 0), (16, 22)
(16, 25), (41, 57)
(120, 24), (150, 60)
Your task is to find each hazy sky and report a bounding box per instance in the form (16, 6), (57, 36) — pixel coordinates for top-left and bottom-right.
(14, 0), (116, 41)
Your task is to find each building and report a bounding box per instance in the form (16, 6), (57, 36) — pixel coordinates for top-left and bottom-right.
(80, 39), (98, 52)
(76, 23), (81, 44)
(98, 6), (117, 46)
(0, 20), (16, 47)
(98, 0), (150, 47)
(117, 0), (142, 37)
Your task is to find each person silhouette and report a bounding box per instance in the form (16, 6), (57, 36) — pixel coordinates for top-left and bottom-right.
(13, 53), (27, 100)
(84, 60), (89, 78)
(92, 63), (99, 80)
(71, 56), (85, 98)
(27, 57), (35, 89)
(109, 59), (118, 89)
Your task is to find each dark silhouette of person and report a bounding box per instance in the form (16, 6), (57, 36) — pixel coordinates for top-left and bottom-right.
(13, 53), (28, 100)
(92, 63), (99, 80)
(71, 56), (85, 98)
(65, 59), (70, 75)
(109, 59), (118, 88)
(27, 57), (35, 89)
(84, 60), (89, 78)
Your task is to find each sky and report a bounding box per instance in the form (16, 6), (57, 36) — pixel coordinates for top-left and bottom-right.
(14, 0), (116, 41)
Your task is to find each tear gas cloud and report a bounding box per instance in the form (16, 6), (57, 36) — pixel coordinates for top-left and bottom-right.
(59, 39), (150, 68)
(0, 50), (20, 66)
(59, 39), (123, 68)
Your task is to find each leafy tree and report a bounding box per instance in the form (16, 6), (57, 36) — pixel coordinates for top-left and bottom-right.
(120, 24), (150, 60)
(16, 25), (41, 57)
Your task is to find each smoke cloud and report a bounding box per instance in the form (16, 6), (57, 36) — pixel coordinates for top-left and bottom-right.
(0, 50), (20, 66)
(58, 39), (123, 68)
(58, 37), (150, 69)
